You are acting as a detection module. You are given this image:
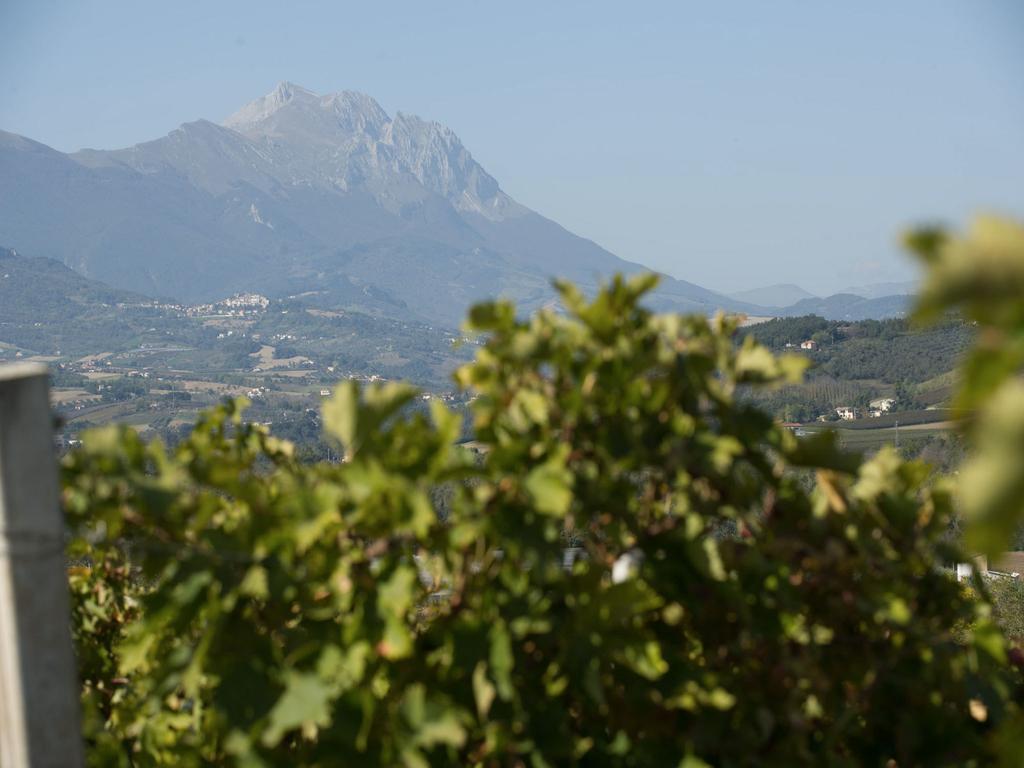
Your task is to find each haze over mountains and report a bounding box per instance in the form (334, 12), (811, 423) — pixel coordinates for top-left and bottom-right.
(0, 82), (912, 325)
(729, 281), (916, 321)
(838, 281), (917, 300)
(729, 284), (817, 309)
(0, 82), (774, 326)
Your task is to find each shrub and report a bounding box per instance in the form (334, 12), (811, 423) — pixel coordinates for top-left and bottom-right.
(64, 273), (1024, 766)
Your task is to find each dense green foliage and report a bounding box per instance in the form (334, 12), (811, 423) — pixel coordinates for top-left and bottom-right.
(64, 271), (1024, 766)
(895, 432), (966, 475)
(741, 315), (830, 349)
(743, 376), (874, 424)
(743, 315), (972, 386)
(738, 315), (970, 426)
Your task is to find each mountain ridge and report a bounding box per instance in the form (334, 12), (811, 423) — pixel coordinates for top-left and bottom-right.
(1, 83), (776, 323)
(782, 292), (909, 321)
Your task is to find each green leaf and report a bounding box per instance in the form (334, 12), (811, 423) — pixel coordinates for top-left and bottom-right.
(261, 672), (333, 747)
(962, 381), (1024, 555)
(472, 662), (496, 719)
(238, 565), (269, 599)
(619, 640), (669, 680)
(322, 380), (359, 452)
(735, 341), (779, 381)
(400, 684), (466, 749)
(489, 621), (514, 701)
(379, 565), (418, 618)
(524, 453), (573, 517)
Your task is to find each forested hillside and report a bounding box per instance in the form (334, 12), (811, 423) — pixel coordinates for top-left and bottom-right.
(0, 247), (160, 354)
(739, 315), (972, 422)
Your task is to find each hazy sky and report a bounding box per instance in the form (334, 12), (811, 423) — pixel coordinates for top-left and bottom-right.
(2, 1), (1022, 295)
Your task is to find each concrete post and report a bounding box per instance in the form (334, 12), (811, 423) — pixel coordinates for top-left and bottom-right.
(0, 363), (84, 767)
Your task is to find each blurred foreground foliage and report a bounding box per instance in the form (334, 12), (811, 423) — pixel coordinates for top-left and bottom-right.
(65, 222), (1024, 766)
(908, 216), (1024, 556)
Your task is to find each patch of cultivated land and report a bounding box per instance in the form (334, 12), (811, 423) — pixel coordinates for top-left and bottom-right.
(250, 344), (311, 370)
(902, 420), (958, 431)
(51, 388), (101, 405)
(801, 420), (958, 451)
(262, 370), (312, 379)
(738, 316), (775, 327)
(65, 401), (135, 424)
(76, 352), (114, 364)
(180, 380), (250, 396)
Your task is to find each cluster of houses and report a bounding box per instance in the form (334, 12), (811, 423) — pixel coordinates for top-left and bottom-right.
(784, 337), (905, 423)
(831, 397), (897, 422)
(784, 339), (819, 351)
(124, 292), (271, 318)
(219, 293), (270, 311)
(184, 292), (270, 317)
(315, 384), (460, 404)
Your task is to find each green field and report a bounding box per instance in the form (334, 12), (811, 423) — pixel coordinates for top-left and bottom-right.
(800, 422), (957, 451)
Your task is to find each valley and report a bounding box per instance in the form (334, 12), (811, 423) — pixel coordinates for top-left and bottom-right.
(0, 252), (967, 468)
(0, 246), (474, 453)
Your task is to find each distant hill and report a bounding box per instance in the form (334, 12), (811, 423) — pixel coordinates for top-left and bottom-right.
(0, 83), (766, 326)
(0, 246), (472, 386)
(739, 313), (973, 423)
(838, 281), (917, 299)
(726, 283), (912, 320)
(729, 283), (816, 308)
(0, 247), (154, 355)
(779, 293), (909, 321)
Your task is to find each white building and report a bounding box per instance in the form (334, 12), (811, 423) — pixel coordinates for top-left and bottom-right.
(835, 406), (857, 421)
(869, 397), (896, 412)
(954, 553), (1024, 582)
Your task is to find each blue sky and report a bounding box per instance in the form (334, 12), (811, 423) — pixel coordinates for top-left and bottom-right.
(2, 1), (1022, 295)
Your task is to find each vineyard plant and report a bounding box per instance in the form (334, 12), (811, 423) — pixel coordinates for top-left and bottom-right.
(64, 217), (1024, 766)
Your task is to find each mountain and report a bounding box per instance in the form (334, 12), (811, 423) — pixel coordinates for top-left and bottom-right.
(780, 293), (909, 321)
(729, 283), (816, 308)
(0, 83), (764, 326)
(838, 281), (917, 299)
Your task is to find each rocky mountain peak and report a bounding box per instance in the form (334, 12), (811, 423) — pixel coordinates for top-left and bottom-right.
(223, 81), (318, 129)
(216, 83), (516, 218)
(223, 82), (389, 139)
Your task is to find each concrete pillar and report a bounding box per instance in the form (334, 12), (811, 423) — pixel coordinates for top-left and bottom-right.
(0, 363), (83, 767)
